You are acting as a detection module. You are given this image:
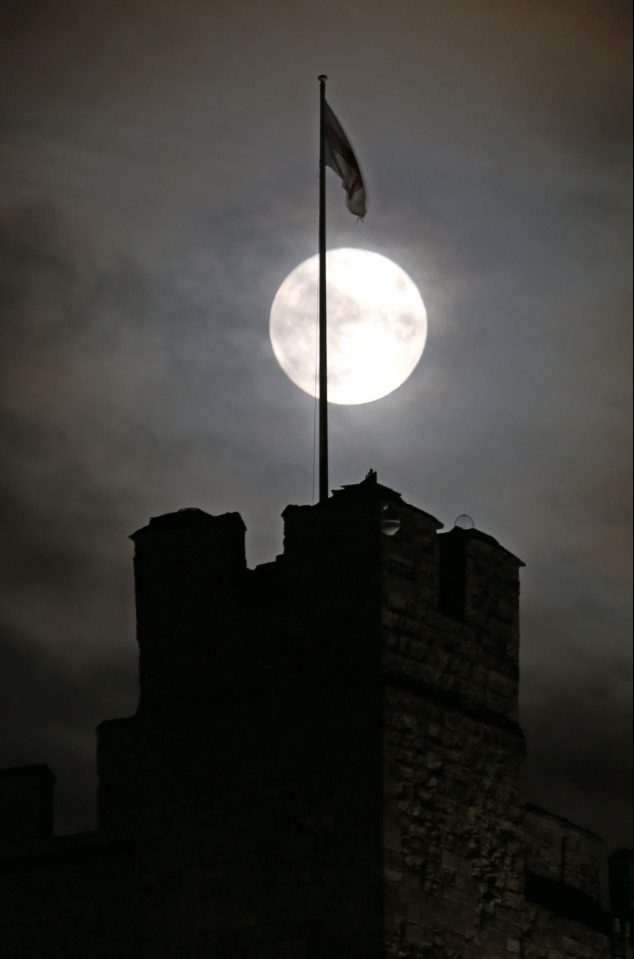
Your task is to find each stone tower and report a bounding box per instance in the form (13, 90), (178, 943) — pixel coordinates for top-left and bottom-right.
(0, 475), (624, 958)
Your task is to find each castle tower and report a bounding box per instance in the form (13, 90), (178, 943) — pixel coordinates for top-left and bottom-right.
(95, 473), (546, 957)
(1, 475), (615, 958)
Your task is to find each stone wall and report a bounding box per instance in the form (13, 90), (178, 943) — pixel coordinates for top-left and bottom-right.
(379, 487), (528, 956)
(0, 478), (623, 957)
(0, 765), (54, 855)
(526, 804), (603, 901)
(383, 686), (526, 957)
(99, 496), (386, 957)
(523, 906), (611, 958)
(0, 835), (134, 959)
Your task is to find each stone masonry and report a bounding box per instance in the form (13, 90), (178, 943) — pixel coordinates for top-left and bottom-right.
(0, 473), (631, 957)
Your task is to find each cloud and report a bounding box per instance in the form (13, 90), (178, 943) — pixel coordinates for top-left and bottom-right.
(0, 0), (630, 848)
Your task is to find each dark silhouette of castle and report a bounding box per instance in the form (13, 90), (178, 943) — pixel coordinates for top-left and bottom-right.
(1, 474), (631, 957)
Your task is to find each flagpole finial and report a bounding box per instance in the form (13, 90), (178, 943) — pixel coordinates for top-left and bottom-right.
(318, 74), (327, 83)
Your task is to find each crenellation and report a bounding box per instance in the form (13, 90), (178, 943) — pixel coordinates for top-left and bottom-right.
(0, 764), (55, 856)
(0, 475), (624, 957)
(526, 804), (604, 903)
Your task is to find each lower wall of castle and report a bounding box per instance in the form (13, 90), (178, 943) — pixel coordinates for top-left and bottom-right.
(383, 683), (527, 958)
(382, 685), (611, 958)
(524, 904), (611, 958)
(0, 837), (134, 959)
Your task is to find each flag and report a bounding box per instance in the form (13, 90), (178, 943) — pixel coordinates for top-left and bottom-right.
(323, 101), (367, 219)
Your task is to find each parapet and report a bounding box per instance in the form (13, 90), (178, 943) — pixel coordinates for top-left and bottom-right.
(525, 803), (604, 904)
(438, 525), (524, 623)
(0, 764), (55, 855)
(436, 524), (525, 690)
(130, 508), (246, 610)
(130, 507), (246, 568)
(609, 848), (633, 939)
(282, 472), (442, 580)
(130, 508), (247, 714)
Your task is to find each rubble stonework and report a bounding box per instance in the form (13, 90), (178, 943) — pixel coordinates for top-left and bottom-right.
(0, 475), (630, 957)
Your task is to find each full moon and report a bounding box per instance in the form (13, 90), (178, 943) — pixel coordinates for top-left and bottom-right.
(269, 248), (427, 405)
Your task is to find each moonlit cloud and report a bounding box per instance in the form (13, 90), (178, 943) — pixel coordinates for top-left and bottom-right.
(0, 0), (631, 848)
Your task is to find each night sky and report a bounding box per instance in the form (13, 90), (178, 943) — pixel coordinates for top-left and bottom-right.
(1, 0), (631, 858)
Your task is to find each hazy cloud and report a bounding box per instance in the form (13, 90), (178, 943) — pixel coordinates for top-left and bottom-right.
(1, 0), (631, 852)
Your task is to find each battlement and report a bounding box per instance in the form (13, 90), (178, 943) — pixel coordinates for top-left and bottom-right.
(123, 477), (524, 731)
(0, 765), (55, 856)
(2, 476), (624, 958)
(526, 803), (604, 902)
(129, 507), (246, 715)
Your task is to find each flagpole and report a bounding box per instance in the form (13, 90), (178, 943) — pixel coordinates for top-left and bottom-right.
(318, 74), (328, 505)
